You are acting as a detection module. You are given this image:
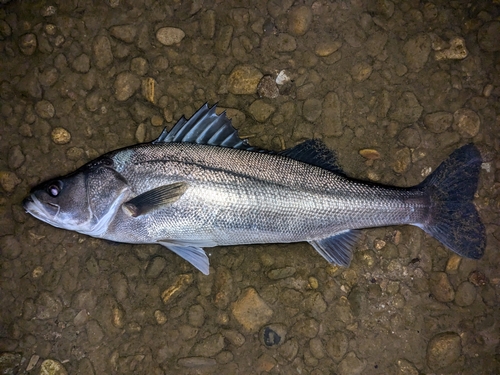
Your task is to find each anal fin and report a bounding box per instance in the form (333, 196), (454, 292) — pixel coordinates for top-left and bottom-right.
(158, 240), (212, 275)
(308, 230), (361, 267)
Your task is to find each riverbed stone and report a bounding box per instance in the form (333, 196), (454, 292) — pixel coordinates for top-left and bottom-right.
(231, 287), (273, 332)
(156, 27), (185, 45)
(427, 332), (461, 370)
(228, 65), (263, 95)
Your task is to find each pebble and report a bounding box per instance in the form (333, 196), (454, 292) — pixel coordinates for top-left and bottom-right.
(256, 353), (276, 372)
(392, 147), (411, 174)
(267, 266), (296, 280)
(145, 256), (166, 278)
(222, 329), (245, 347)
(288, 6), (313, 36)
(423, 111), (453, 133)
(156, 27), (185, 46)
(71, 53), (90, 73)
(350, 62), (372, 82)
(260, 323), (287, 348)
(426, 332), (461, 370)
(359, 149), (380, 160)
(398, 127), (421, 148)
(0, 171), (21, 193)
(309, 337), (326, 359)
(302, 98), (322, 122)
(278, 338), (299, 361)
(257, 75), (279, 99)
(0, 235), (22, 259)
(403, 33), (431, 71)
(114, 72), (141, 101)
(435, 37), (468, 60)
(192, 334), (224, 357)
(320, 92), (343, 137)
(315, 40), (342, 57)
(161, 274), (193, 304)
(92, 35), (113, 69)
(390, 92), (423, 123)
(338, 352), (366, 375)
(19, 33), (37, 55)
(454, 281), (476, 306)
(177, 357), (216, 367)
(231, 287), (273, 332)
(477, 21), (500, 52)
(292, 318), (319, 338)
(40, 359), (68, 375)
(86, 320), (104, 345)
(36, 292), (62, 319)
(110, 24), (137, 43)
(429, 272), (455, 303)
(51, 127), (71, 144)
(35, 100), (55, 119)
(453, 108), (480, 138)
(228, 65), (263, 95)
(187, 304), (205, 327)
(200, 10), (216, 39)
(248, 100), (275, 122)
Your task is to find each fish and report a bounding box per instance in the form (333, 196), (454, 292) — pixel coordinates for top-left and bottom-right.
(23, 103), (486, 275)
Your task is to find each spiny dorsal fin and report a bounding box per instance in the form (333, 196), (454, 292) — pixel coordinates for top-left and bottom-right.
(152, 103), (259, 151)
(280, 139), (345, 175)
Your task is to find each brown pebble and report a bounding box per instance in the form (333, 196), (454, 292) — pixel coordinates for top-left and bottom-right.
(51, 127), (71, 144)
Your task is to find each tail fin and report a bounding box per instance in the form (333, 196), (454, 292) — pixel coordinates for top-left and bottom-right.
(417, 144), (485, 259)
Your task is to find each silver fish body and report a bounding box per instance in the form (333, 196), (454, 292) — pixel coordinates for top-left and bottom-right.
(23, 104), (486, 274)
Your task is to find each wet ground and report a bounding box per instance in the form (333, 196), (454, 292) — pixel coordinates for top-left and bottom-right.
(1, 0), (500, 374)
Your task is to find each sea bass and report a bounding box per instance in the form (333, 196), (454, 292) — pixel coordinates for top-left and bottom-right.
(23, 104), (486, 274)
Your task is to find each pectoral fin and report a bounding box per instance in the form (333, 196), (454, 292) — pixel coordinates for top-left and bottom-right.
(123, 182), (188, 217)
(308, 230), (361, 267)
(158, 241), (211, 275)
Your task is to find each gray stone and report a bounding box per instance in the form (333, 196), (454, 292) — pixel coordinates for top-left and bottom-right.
(192, 334), (224, 357)
(365, 31), (388, 57)
(338, 352), (366, 375)
(278, 338), (298, 361)
(86, 320), (104, 345)
(427, 332), (461, 370)
(309, 337), (325, 359)
(145, 256), (166, 279)
(36, 292), (62, 319)
(222, 330), (245, 347)
(424, 112), (453, 133)
(265, 33), (297, 52)
(114, 72), (141, 101)
(93, 36), (113, 69)
(110, 24), (137, 43)
(390, 92), (423, 123)
(398, 127), (421, 148)
(188, 304), (205, 327)
(177, 357), (216, 367)
(454, 281), (476, 307)
(292, 318), (319, 338)
(267, 266), (296, 280)
(403, 33), (431, 71)
(320, 92), (343, 137)
(478, 21), (500, 52)
(0, 235), (22, 259)
(326, 331), (349, 362)
(200, 10), (216, 39)
(8, 145), (24, 170)
(156, 27), (185, 46)
(72, 54), (90, 73)
(215, 25), (233, 53)
(303, 98), (322, 122)
(248, 100), (275, 122)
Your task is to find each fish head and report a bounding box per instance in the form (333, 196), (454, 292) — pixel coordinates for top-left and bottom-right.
(23, 156), (130, 235)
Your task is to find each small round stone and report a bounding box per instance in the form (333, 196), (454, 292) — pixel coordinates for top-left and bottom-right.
(51, 127), (71, 144)
(35, 100), (55, 119)
(156, 27), (185, 46)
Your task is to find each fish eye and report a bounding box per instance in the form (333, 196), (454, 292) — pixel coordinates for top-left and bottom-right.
(47, 181), (62, 197)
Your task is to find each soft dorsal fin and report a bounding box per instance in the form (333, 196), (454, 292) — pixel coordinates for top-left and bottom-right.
(280, 139), (345, 175)
(153, 103), (259, 151)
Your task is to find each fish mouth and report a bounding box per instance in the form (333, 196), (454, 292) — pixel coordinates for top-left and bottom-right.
(23, 194), (60, 222)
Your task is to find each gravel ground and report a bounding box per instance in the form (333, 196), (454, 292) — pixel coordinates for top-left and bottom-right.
(1, 1), (499, 374)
